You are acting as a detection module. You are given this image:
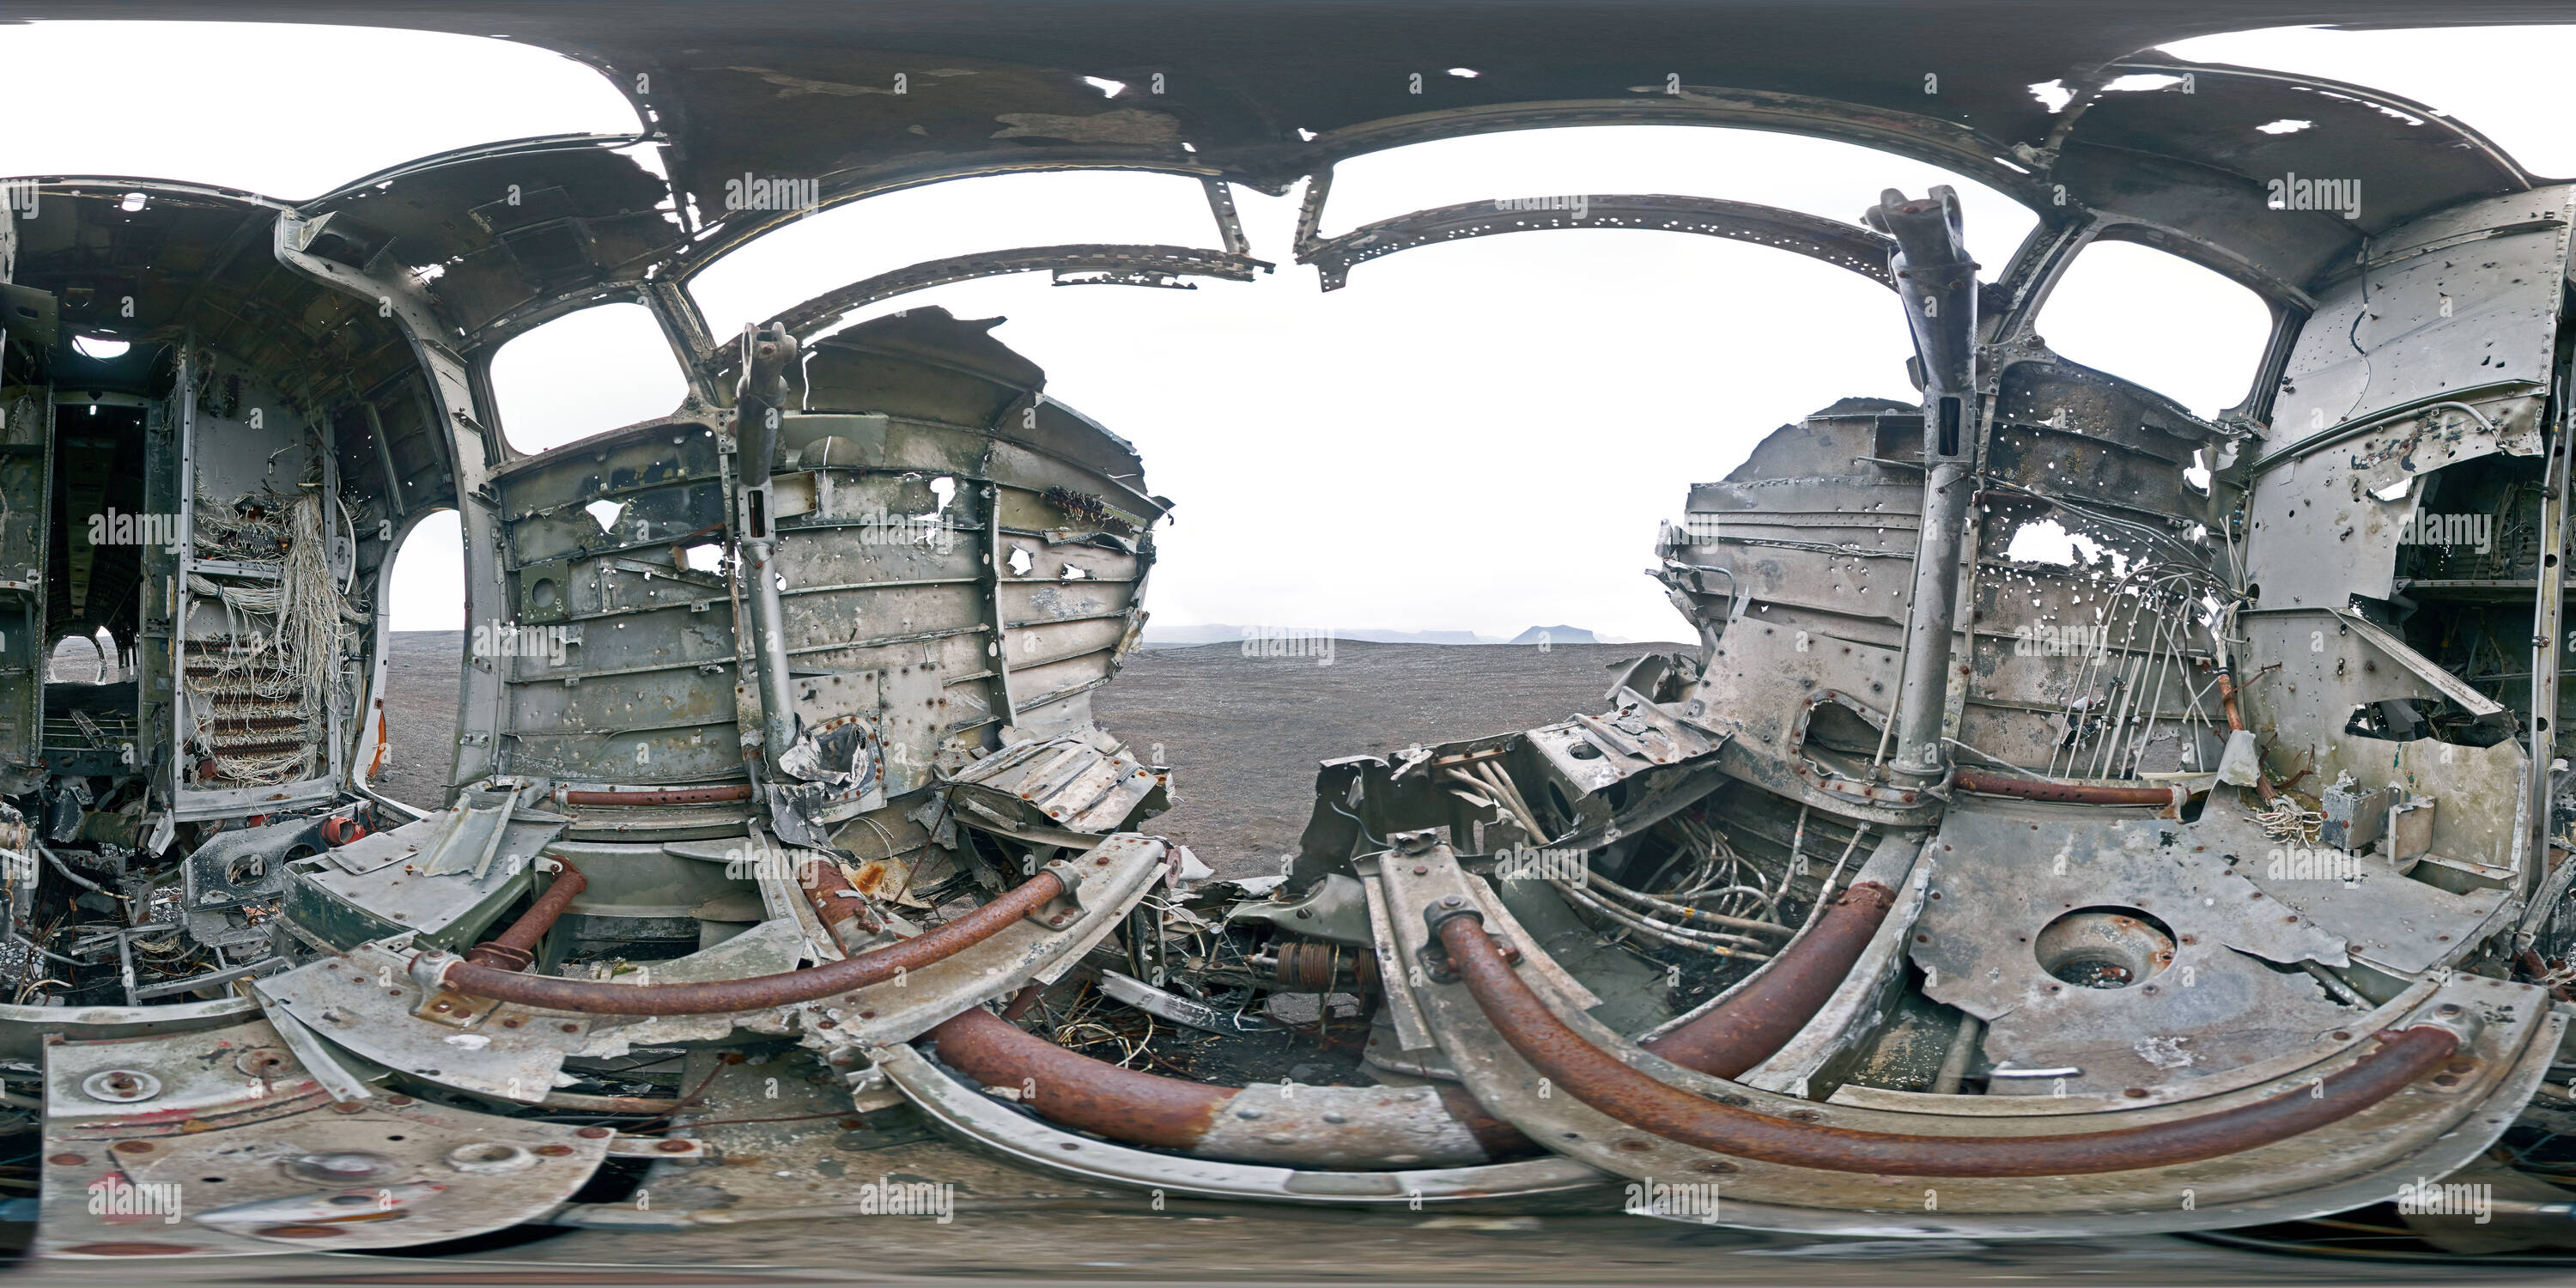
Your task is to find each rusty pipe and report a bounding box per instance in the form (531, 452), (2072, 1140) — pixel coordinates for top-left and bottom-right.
(1952, 771), (2181, 808)
(1437, 913), (2458, 1176)
(559, 785), (756, 806)
(999, 983), (1044, 1022)
(799, 854), (882, 950)
(422, 871), (1063, 1015)
(926, 1004), (1530, 1162)
(2215, 669), (2281, 802)
(463, 860), (588, 971)
(1643, 881), (1894, 1078)
(1273, 939), (1381, 993)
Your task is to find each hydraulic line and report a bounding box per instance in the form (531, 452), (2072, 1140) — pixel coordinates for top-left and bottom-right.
(1642, 882), (1895, 1078)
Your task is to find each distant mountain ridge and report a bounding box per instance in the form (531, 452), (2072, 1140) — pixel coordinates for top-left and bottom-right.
(1506, 625), (1597, 646)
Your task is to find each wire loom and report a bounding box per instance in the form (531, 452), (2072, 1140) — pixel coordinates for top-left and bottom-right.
(182, 489), (362, 786)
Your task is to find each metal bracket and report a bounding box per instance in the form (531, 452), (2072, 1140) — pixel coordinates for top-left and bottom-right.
(1022, 857), (1091, 931)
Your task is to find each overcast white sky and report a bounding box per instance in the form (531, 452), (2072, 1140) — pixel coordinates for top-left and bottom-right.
(4, 20), (2570, 641)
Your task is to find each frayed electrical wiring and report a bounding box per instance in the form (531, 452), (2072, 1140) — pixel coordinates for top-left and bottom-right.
(184, 489), (356, 785)
(2255, 799), (2324, 842)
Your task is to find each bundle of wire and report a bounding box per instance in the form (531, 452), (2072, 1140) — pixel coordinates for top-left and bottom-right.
(185, 489), (355, 784)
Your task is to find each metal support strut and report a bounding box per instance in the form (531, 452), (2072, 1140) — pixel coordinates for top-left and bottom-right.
(1866, 187), (1980, 781)
(734, 322), (802, 767)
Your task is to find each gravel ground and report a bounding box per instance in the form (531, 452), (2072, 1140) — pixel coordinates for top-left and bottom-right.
(369, 633), (1686, 874)
(373, 629), (464, 811)
(1096, 640), (1686, 877)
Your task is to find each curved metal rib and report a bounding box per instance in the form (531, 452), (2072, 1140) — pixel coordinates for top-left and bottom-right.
(878, 1040), (1604, 1205)
(1298, 194), (1896, 291)
(924, 1004), (1527, 1169)
(752, 244), (1273, 350)
(425, 868), (1067, 1015)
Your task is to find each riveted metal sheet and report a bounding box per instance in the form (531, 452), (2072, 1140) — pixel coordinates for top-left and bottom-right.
(39, 1017), (607, 1258)
(1909, 799), (2359, 1093)
(253, 943), (592, 1104)
(2194, 781), (2521, 976)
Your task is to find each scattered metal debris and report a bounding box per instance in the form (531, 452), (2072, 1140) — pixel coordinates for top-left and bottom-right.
(0, 1), (2573, 1264)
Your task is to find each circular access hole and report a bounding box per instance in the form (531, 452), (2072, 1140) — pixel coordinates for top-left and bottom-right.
(82, 1069), (162, 1103)
(445, 1142), (536, 1175)
(2033, 906), (2176, 990)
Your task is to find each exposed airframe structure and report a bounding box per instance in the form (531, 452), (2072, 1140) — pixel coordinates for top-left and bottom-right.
(1, 0), (2575, 1260)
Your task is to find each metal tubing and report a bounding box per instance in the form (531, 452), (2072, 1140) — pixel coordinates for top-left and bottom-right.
(1951, 771), (2183, 808)
(464, 859), (588, 970)
(1583, 870), (1795, 939)
(2215, 669), (2281, 802)
(1932, 1011), (1983, 1095)
(926, 1004), (1532, 1161)
(742, 532), (799, 762)
(799, 854), (880, 950)
(425, 870), (1063, 1015)
(1437, 913), (2459, 1176)
(1642, 882), (1895, 1078)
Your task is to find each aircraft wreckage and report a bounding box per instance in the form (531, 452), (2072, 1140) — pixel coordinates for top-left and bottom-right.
(1, 0), (2574, 1261)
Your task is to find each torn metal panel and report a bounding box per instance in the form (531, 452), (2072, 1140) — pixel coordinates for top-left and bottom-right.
(947, 733), (1164, 835)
